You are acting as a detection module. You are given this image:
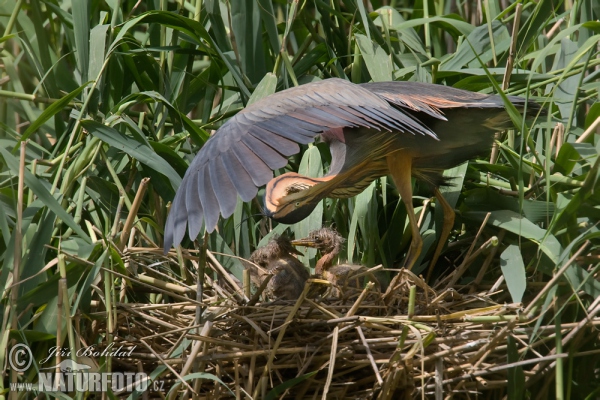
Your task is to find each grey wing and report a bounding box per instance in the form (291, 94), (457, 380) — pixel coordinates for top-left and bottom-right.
(164, 78), (439, 250)
(362, 81), (534, 117)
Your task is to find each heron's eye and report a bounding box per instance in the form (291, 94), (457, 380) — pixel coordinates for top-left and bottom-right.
(295, 202), (300, 207)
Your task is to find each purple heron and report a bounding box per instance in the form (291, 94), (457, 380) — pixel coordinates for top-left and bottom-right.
(164, 78), (540, 270)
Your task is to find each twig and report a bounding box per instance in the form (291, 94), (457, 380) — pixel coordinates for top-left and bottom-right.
(471, 230), (505, 293)
(444, 213), (492, 288)
(502, 3), (522, 90)
(173, 321), (213, 400)
(100, 266), (203, 305)
(207, 250), (249, 303)
(545, 17), (564, 39)
(9, 141), (26, 398)
(119, 177), (150, 251)
(139, 339), (197, 395)
(322, 324), (339, 399)
(575, 116), (600, 143)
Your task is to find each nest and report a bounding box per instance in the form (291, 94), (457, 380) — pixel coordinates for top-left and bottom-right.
(94, 247), (568, 399)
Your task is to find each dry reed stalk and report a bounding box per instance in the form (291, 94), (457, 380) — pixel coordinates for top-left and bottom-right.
(120, 177), (150, 251)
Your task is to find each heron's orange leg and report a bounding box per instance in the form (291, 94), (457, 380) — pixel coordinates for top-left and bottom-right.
(387, 153), (422, 271)
(425, 188), (456, 281)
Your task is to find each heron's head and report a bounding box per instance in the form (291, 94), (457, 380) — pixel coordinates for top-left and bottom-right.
(291, 227), (344, 255)
(264, 173), (323, 224)
(249, 235), (303, 267)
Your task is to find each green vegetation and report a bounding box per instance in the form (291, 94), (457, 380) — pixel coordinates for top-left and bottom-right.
(1, 0), (598, 398)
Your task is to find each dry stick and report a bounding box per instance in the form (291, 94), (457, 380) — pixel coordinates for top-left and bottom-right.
(9, 141), (26, 400)
(170, 321), (213, 400)
(468, 241), (590, 369)
(141, 323), (202, 341)
(489, 274), (506, 294)
(471, 230), (505, 294)
(417, 198), (431, 228)
(554, 123), (565, 159)
(490, 3), (522, 164)
(206, 250), (249, 303)
(421, 339), (490, 365)
(137, 274), (191, 294)
(322, 325), (339, 400)
(139, 339), (197, 395)
(121, 227), (137, 302)
(119, 177), (150, 251)
(444, 213), (491, 288)
(547, 124), (559, 166)
(460, 235), (498, 267)
(100, 266), (203, 305)
(243, 269), (251, 299)
(545, 17), (565, 39)
(247, 274), (273, 306)
(188, 233), (209, 399)
(248, 333), (258, 396)
(501, 3), (522, 91)
(356, 326), (383, 385)
(110, 193), (125, 240)
(197, 232), (209, 328)
(575, 116), (600, 143)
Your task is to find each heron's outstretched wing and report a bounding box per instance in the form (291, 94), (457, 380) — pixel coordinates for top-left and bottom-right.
(362, 81), (534, 117)
(164, 78), (440, 249)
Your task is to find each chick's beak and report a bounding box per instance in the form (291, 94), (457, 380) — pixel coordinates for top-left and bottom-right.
(290, 238), (318, 248)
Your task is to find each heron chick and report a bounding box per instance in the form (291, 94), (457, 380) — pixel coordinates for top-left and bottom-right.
(292, 227), (380, 297)
(246, 235), (309, 300)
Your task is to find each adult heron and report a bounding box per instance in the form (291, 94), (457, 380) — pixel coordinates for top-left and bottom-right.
(164, 78), (539, 270)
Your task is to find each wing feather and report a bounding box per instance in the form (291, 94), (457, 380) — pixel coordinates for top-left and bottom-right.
(248, 127), (300, 156)
(198, 166), (220, 232)
(186, 171), (204, 241)
(241, 134), (288, 170)
(221, 151), (257, 202)
(210, 157), (238, 218)
(165, 183), (189, 248)
(231, 141), (273, 186)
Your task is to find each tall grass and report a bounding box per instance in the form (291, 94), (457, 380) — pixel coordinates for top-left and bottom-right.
(1, 0), (599, 398)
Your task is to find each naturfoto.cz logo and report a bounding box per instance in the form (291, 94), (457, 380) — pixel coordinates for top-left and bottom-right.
(8, 344), (165, 394)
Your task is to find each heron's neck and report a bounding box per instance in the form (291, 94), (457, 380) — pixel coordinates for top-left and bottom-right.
(314, 247), (340, 275)
(315, 251), (337, 275)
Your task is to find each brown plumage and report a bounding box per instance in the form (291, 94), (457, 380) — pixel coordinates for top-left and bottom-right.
(292, 227), (380, 297)
(164, 78), (541, 271)
(246, 235), (309, 300)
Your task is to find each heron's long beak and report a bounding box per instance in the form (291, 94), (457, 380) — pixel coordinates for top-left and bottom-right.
(290, 238), (318, 248)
